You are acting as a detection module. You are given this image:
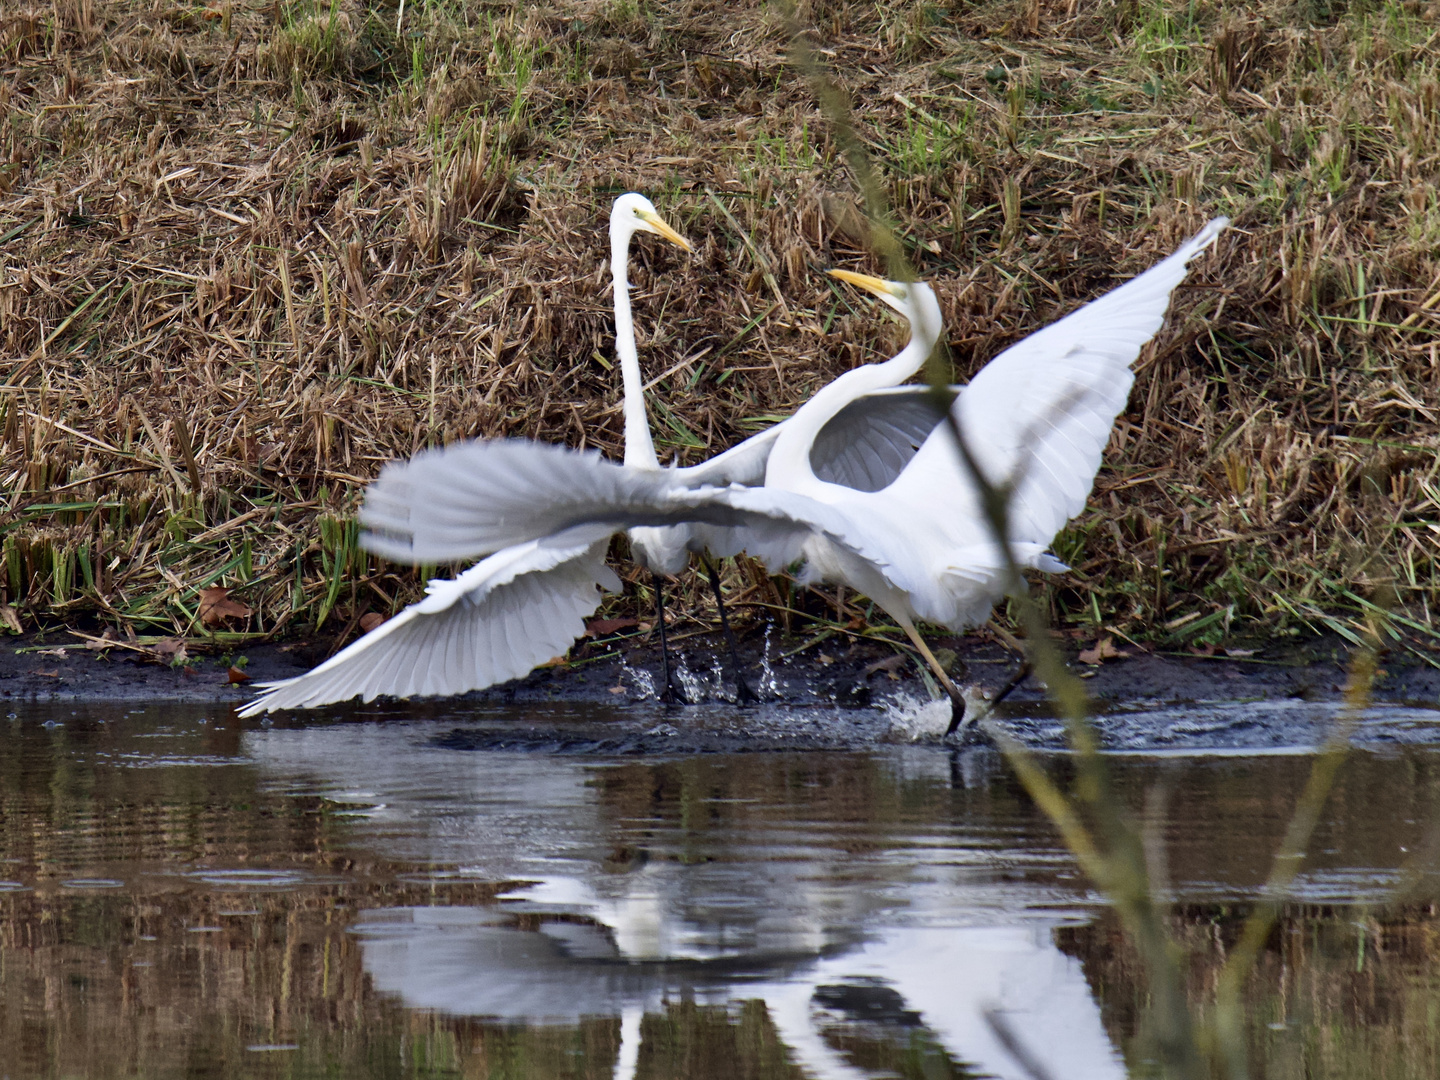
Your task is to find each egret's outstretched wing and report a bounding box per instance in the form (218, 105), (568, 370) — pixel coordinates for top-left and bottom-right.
(360, 399), (943, 565)
(947, 217), (1227, 545)
(238, 539), (619, 714)
(360, 439), (926, 597)
(361, 441), (749, 563)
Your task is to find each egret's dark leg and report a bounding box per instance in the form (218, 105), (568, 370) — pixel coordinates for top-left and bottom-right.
(653, 573), (688, 704)
(945, 694), (966, 738)
(702, 555), (760, 704)
(946, 660), (1032, 740)
(895, 616), (967, 735)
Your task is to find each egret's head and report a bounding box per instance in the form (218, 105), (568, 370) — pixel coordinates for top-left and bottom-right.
(827, 270), (942, 343)
(610, 192), (691, 252)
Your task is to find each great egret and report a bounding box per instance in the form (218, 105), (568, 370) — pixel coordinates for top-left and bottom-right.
(356, 271), (945, 690)
(237, 195), (691, 715)
(609, 237), (945, 702)
(239, 194), (940, 715)
(357, 218), (1228, 727)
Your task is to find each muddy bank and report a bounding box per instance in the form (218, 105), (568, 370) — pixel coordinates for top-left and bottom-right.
(2, 626), (1435, 709)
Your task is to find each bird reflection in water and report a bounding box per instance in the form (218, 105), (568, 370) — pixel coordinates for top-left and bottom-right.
(246, 723), (1124, 1079)
(349, 880), (1123, 1079)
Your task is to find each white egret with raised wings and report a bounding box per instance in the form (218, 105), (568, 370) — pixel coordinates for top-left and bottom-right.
(617, 257), (945, 702)
(242, 195), (945, 714)
(238, 196), (691, 715)
(357, 218), (1228, 730)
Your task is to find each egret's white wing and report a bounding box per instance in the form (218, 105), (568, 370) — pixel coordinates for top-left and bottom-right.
(672, 425), (782, 488)
(360, 439), (930, 602)
(359, 440), (779, 564)
(950, 217), (1227, 545)
(360, 387), (947, 566)
(238, 539), (619, 714)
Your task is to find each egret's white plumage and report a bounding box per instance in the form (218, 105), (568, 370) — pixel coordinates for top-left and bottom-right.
(238, 195), (689, 715)
(241, 193), (940, 713)
(237, 540), (618, 713)
(359, 218), (1228, 699)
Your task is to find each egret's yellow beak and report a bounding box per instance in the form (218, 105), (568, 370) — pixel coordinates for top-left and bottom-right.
(636, 208), (692, 253)
(827, 269), (904, 300)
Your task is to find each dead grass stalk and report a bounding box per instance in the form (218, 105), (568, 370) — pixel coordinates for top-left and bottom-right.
(2, 0), (1439, 656)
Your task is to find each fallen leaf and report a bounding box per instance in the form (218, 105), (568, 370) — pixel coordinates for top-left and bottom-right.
(0, 605), (22, 635)
(37, 647), (69, 659)
(151, 638), (189, 665)
(1187, 643), (1217, 658)
(198, 586), (253, 627)
(227, 666), (251, 684)
(864, 654), (907, 679)
(1223, 647), (1257, 658)
(1078, 636), (1129, 665)
(586, 617), (638, 637)
(84, 629), (118, 651)
(31, 669), (59, 678)
(608, 684), (627, 695)
(359, 612), (387, 632)
(816, 653), (835, 666)
(536, 655), (568, 668)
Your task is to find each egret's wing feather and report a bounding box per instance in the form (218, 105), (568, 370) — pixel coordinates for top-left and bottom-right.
(238, 539), (619, 714)
(950, 217), (1227, 544)
(673, 425), (783, 488)
(360, 438), (927, 601)
(810, 388), (946, 492)
(675, 389), (947, 495)
(358, 440), (794, 563)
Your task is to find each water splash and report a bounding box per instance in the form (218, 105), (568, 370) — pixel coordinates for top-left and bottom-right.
(675, 660), (708, 703)
(619, 660), (657, 699)
(883, 687), (990, 742)
(709, 657), (731, 703)
(882, 693), (952, 741)
(758, 623), (780, 697)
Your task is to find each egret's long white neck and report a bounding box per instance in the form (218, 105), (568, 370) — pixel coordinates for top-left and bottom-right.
(764, 300), (938, 494)
(612, 230), (660, 471)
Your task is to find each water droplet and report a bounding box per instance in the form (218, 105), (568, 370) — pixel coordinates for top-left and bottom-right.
(619, 660), (656, 699)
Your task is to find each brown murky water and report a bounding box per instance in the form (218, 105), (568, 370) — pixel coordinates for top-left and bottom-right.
(1, 704), (1438, 1078)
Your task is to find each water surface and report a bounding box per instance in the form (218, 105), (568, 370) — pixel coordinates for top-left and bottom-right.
(1, 703), (1438, 1078)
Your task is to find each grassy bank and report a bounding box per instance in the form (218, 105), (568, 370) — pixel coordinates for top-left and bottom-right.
(2, 0), (1438, 657)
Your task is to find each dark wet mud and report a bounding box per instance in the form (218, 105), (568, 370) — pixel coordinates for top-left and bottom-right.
(6, 628), (1440, 753)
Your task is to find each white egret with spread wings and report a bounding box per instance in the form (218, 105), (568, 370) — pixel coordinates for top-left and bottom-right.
(239, 196), (942, 714)
(357, 218), (1228, 729)
(237, 196), (691, 715)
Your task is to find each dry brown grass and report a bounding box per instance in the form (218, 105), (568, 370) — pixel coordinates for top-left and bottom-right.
(3, 0), (1440, 656)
